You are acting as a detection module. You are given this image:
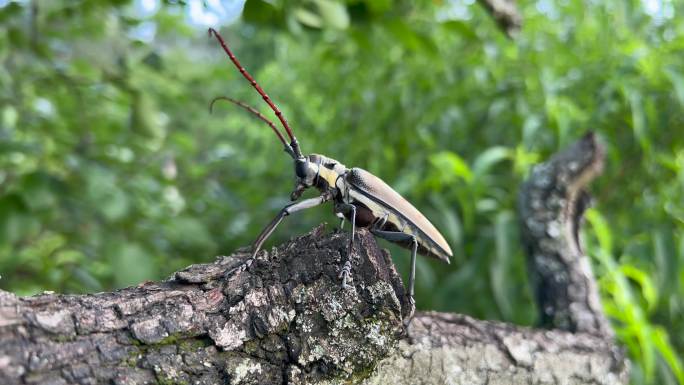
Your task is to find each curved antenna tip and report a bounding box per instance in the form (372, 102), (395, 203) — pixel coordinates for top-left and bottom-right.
(208, 97), (220, 114)
(209, 96), (295, 159)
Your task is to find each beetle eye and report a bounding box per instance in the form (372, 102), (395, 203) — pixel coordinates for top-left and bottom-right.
(295, 160), (308, 178)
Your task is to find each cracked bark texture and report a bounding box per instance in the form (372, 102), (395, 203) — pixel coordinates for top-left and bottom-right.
(0, 133), (628, 384)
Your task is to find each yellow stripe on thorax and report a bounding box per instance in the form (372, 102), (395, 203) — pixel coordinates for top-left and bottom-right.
(317, 166), (341, 189)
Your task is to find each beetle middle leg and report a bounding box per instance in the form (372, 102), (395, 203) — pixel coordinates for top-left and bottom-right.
(334, 203), (356, 289)
(369, 229), (418, 324)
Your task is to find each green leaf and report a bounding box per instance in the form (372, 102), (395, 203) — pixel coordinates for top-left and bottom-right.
(619, 264), (658, 312)
(429, 151), (474, 184)
(491, 210), (514, 319)
(0, 194), (40, 244)
(665, 67), (684, 108)
(20, 172), (57, 211)
(163, 216), (215, 253)
(512, 146), (540, 176)
(585, 208), (613, 256)
(55, 249), (85, 266)
(625, 87), (651, 153)
(440, 20), (478, 41)
(314, 0), (350, 30)
(652, 327), (684, 384)
(385, 20), (433, 53)
(294, 8), (323, 28)
(242, 0), (284, 26)
(85, 167), (130, 222)
(472, 146), (511, 179)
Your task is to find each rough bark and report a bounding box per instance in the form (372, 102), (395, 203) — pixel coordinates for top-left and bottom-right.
(0, 133), (628, 384)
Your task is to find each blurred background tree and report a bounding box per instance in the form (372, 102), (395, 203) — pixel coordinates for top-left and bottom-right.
(0, 0), (682, 383)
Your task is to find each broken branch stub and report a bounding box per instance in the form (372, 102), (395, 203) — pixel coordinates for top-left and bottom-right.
(519, 132), (613, 336)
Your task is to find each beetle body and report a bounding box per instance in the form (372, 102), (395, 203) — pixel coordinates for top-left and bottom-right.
(305, 154), (451, 262)
(208, 28), (452, 321)
(344, 166), (452, 262)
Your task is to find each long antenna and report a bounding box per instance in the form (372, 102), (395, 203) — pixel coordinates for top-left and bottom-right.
(208, 27), (302, 158)
(210, 96), (295, 158)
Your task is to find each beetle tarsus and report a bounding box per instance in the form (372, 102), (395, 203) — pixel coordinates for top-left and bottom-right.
(403, 296), (416, 328)
(339, 260), (353, 289)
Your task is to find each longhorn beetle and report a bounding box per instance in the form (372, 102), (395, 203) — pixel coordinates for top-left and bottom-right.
(208, 28), (452, 321)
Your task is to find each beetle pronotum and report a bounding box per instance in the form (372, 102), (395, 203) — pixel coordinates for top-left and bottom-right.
(208, 28), (452, 322)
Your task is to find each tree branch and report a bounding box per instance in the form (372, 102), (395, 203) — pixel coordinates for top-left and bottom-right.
(0, 133), (628, 384)
(1, 226), (406, 385)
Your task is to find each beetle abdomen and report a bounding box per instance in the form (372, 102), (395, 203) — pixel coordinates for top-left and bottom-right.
(345, 168), (452, 263)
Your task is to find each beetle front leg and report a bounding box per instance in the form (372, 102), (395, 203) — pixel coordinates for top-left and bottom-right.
(334, 203), (356, 289)
(252, 193), (333, 258)
(370, 229), (418, 325)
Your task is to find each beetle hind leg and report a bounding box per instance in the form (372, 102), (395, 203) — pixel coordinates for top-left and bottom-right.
(369, 229), (418, 325)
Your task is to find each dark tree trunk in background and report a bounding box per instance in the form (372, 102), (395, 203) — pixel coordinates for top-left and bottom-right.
(0, 133), (628, 385)
(478, 0), (522, 37)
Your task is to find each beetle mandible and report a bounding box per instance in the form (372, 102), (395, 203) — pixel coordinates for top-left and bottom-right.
(208, 28), (452, 321)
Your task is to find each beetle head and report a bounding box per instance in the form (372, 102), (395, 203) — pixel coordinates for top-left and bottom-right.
(291, 155), (321, 200)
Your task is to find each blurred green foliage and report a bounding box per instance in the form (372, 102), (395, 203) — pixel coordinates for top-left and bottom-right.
(0, 0), (683, 383)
